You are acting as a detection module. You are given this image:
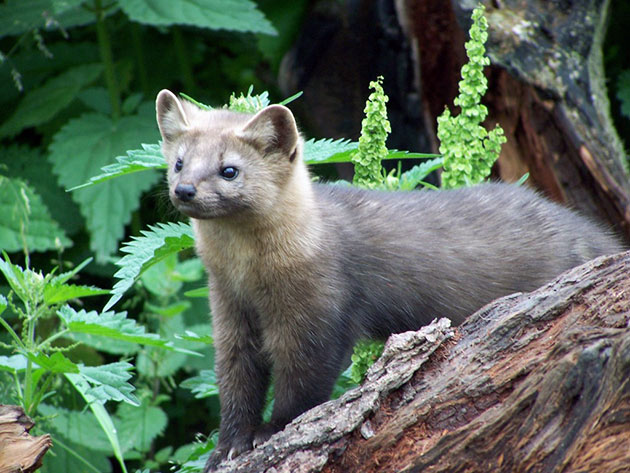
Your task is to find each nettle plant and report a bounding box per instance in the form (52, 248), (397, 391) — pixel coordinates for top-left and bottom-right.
(60, 85), (441, 471)
(0, 251), (192, 473)
(0, 4), (504, 472)
(438, 4), (506, 189)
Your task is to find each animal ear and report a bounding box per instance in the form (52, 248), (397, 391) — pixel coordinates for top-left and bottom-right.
(237, 105), (299, 160)
(156, 89), (190, 142)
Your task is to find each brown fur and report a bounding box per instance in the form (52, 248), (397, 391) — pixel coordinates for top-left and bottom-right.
(155, 90), (623, 471)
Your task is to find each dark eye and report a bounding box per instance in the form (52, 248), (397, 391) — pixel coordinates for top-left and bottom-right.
(220, 166), (239, 180)
(174, 158), (183, 173)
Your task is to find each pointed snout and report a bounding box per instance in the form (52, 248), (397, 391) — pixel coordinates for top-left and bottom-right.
(174, 183), (197, 202)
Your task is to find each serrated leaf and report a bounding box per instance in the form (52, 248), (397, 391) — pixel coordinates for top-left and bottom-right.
(39, 403), (113, 453)
(0, 176), (72, 253)
(303, 138), (436, 165)
(119, 0), (276, 35)
(0, 253), (30, 301)
(180, 370), (219, 398)
(58, 305), (170, 348)
(303, 138), (357, 164)
(104, 222), (195, 311)
(65, 372), (127, 472)
(0, 145), (83, 236)
(0, 64), (102, 137)
(398, 157), (444, 190)
(49, 110), (160, 262)
(228, 88), (270, 113)
(44, 284), (109, 305)
(76, 362), (139, 406)
(116, 402), (168, 453)
(27, 351), (79, 373)
(69, 143), (166, 191)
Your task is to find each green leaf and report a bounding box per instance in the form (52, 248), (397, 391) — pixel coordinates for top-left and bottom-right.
(104, 222), (195, 311)
(76, 362), (139, 406)
(0, 253), (30, 301)
(183, 286), (208, 298)
(303, 138), (434, 166)
(0, 145), (83, 236)
(0, 64), (102, 137)
(0, 294), (6, 316)
(398, 157), (444, 190)
(44, 284), (109, 305)
(0, 354), (28, 372)
(116, 402), (168, 453)
(0, 0), (98, 38)
(51, 257), (93, 286)
(58, 305), (171, 348)
(180, 370), (219, 398)
(69, 144), (166, 191)
(39, 403), (113, 453)
(0, 176), (72, 253)
(303, 137), (357, 164)
(40, 442), (111, 473)
(49, 109), (160, 262)
(350, 340), (384, 383)
(174, 329), (213, 345)
(27, 351), (79, 373)
(65, 373), (128, 473)
(118, 0), (276, 35)
(228, 87), (270, 113)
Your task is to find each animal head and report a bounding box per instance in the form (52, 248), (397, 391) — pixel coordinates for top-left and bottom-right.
(155, 90), (302, 220)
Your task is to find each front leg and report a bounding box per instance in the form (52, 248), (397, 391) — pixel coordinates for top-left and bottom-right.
(255, 328), (349, 445)
(204, 292), (270, 472)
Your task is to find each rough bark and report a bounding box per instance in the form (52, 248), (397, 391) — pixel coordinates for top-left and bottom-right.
(403, 0), (630, 238)
(212, 250), (630, 472)
(0, 405), (51, 473)
(281, 0), (630, 239)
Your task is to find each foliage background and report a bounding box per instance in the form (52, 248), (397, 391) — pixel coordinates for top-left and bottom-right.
(0, 0), (629, 472)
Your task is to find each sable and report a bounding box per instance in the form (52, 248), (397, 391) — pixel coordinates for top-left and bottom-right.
(155, 90), (623, 472)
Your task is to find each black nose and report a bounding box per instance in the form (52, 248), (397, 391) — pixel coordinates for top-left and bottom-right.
(175, 183), (196, 202)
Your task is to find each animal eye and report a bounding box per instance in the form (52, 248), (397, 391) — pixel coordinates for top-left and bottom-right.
(174, 158), (183, 173)
(220, 166), (239, 180)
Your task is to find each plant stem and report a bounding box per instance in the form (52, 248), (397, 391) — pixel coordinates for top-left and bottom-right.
(0, 316), (26, 349)
(41, 328), (70, 347)
(23, 317), (35, 414)
(52, 436), (103, 473)
(94, 0), (121, 119)
(29, 372), (54, 414)
(172, 27), (196, 93)
(131, 23), (150, 96)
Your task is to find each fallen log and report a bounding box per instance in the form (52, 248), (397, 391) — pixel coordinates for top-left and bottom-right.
(0, 405), (51, 473)
(212, 250), (630, 472)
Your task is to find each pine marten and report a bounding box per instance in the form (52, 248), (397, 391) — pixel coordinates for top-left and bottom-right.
(155, 89), (623, 471)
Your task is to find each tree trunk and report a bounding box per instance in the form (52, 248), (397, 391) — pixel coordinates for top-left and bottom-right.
(281, 0), (630, 239)
(0, 405), (51, 473)
(212, 250), (630, 472)
(402, 0), (630, 239)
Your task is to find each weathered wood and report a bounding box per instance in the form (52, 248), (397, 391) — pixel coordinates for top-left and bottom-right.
(212, 250), (630, 472)
(396, 0), (630, 238)
(456, 0), (630, 238)
(0, 405), (51, 473)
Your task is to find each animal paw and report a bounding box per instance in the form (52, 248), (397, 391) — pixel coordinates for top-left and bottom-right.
(203, 437), (254, 472)
(253, 423), (279, 448)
